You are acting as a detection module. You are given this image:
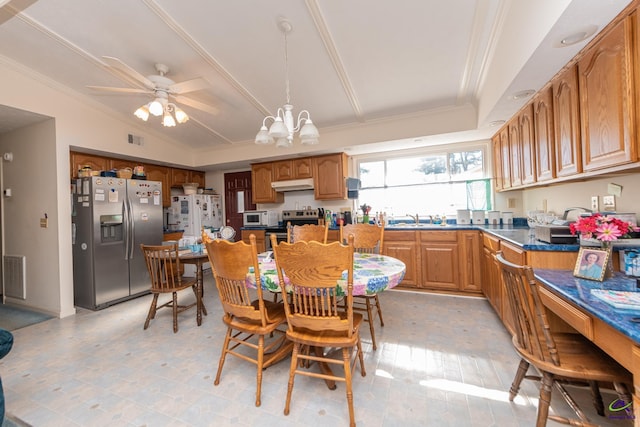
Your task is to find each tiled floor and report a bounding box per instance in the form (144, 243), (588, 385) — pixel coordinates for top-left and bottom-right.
(0, 274), (632, 426)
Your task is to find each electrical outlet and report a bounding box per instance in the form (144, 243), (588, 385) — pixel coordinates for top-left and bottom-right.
(591, 196), (599, 212)
(508, 198), (516, 208)
(40, 218), (48, 228)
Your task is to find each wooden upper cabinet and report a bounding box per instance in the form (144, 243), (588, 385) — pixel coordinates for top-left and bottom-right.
(170, 168), (190, 187)
(507, 118), (523, 187)
(532, 87), (556, 182)
(190, 171), (205, 187)
(272, 158), (312, 181)
(251, 162), (284, 204)
(519, 104), (536, 185)
(313, 153), (348, 200)
(108, 159), (135, 172)
(70, 152), (108, 178)
(498, 127), (511, 190)
(552, 65), (582, 177)
(578, 13), (637, 171)
(491, 135), (503, 191)
(144, 164), (171, 207)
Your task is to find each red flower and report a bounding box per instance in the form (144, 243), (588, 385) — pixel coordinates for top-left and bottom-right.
(570, 213), (638, 241)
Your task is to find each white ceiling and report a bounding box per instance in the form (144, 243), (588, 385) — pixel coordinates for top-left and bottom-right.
(0, 0), (632, 170)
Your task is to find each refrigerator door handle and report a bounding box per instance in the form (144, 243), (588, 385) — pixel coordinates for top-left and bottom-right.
(126, 197), (136, 260)
(123, 199), (130, 260)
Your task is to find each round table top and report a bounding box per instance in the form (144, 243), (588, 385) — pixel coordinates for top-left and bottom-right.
(247, 252), (406, 296)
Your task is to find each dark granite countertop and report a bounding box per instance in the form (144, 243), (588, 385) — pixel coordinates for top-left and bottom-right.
(535, 269), (640, 343)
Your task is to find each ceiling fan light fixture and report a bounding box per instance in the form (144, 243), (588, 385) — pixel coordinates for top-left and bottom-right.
(134, 104), (150, 121)
(255, 18), (319, 147)
(174, 106), (189, 124)
(162, 111), (176, 127)
(148, 99), (164, 116)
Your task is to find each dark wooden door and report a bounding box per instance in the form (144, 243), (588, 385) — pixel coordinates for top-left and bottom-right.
(224, 171), (255, 241)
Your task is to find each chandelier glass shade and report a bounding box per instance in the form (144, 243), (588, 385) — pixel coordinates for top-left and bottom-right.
(134, 94), (189, 127)
(255, 18), (319, 147)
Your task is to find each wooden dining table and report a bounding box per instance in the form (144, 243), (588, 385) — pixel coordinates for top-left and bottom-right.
(179, 250), (209, 326)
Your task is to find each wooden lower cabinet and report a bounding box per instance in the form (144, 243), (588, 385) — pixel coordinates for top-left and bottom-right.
(383, 231), (418, 287)
(459, 231), (482, 292)
(241, 229), (266, 253)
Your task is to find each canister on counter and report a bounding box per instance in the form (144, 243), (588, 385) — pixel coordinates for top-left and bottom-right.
(456, 209), (471, 224)
(488, 211), (500, 225)
(502, 212), (513, 225)
(472, 210), (485, 225)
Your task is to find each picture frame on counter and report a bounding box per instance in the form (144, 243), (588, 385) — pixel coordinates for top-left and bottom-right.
(573, 247), (610, 282)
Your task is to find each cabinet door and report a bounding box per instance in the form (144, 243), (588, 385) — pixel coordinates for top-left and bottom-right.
(293, 158), (312, 178)
(144, 164), (171, 207)
(313, 153), (347, 200)
(459, 231), (482, 293)
(109, 159), (135, 172)
(499, 128), (511, 189)
(251, 163), (283, 204)
(533, 87), (556, 182)
(70, 152), (109, 178)
(519, 104), (536, 185)
(383, 232), (418, 288)
(499, 241), (525, 336)
(190, 171), (205, 187)
(491, 135), (503, 191)
(553, 65), (582, 177)
(171, 168), (190, 187)
(420, 243), (459, 290)
(508, 119), (522, 187)
(579, 15), (637, 171)
(272, 160), (294, 181)
(481, 246), (500, 313)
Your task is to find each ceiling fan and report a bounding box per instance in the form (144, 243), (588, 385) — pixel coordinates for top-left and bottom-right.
(87, 56), (218, 126)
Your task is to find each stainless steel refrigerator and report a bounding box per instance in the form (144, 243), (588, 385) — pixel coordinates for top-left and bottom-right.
(72, 176), (163, 310)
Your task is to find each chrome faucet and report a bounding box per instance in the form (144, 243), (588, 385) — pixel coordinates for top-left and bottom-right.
(407, 214), (420, 224)
(562, 207), (593, 221)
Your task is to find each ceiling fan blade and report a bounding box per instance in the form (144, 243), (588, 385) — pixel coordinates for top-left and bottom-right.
(87, 85), (151, 94)
(174, 95), (219, 115)
(101, 56), (155, 90)
(169, 77), (209, 95)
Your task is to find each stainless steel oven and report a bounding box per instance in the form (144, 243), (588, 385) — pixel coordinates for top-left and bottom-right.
(265, 230), (288, 252)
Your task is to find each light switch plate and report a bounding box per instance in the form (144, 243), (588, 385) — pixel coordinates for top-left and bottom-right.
(602, 195), (616, 211)
(591, 196), (599, 211)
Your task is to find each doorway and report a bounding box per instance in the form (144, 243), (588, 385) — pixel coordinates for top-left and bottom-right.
(224, 171), (255, 241)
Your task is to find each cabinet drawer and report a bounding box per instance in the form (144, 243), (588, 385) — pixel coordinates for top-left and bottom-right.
(538, 286), (593, 340)
(419, 230), (457, 242)
(501, 241), (525, 264)
(385, 230), (416, 241)
(482, 233), (500, 251)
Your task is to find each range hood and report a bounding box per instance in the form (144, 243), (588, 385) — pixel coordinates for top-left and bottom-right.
(271, 178), (315, 192)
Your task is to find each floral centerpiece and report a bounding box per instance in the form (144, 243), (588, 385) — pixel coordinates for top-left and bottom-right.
(569, 213), (638, 243)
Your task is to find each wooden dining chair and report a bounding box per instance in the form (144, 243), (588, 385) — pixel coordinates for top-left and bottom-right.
(494, 252), (633, 427)
(205, 234), (290, 407)
(286, 221), (329, 244)
(140, 243), (199, 333)
(271, 233), (366, 427)
(339, 220), (385, 350)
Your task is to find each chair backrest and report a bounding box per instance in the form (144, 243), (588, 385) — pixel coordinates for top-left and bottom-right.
(494, 251), (561, 366)
(206, 234), (270, 326)
(339, 220), (385, 253)
(287, 221), (329, 244)
(140, 243), (185, 292)
(271, 234), (356, 337)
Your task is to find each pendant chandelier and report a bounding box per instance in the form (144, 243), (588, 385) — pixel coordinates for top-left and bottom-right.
(255, 18), (319, 147)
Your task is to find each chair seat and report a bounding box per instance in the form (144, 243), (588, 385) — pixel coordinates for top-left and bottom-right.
(222, 300), (287, 334)
(286, 312), (363, 348)
(513, 332), (632, 383)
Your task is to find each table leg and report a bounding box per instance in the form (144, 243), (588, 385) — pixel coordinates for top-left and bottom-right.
(196, 262), (203, 326)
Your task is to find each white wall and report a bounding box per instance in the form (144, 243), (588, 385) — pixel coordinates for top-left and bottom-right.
(494, 172), (640, 218)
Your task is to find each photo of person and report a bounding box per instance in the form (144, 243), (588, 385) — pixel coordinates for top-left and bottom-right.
(573, 248), (609, 281)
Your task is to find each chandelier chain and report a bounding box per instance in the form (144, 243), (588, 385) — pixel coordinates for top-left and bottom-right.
(284, 28), (290, 105)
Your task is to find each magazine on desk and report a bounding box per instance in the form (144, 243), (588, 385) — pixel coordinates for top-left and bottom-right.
(591, 289), (640, 310)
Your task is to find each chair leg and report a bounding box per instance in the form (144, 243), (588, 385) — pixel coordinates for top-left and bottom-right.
(364, 297), (377, 350)
(144, 294), (159, 330)
(172, 291), (179, 333)
(373, 294), (384, 327)
(214, 327), (232, 386)
(284, 342), (299, 416)
(613, 381), (634, 416)
(536, 372), (554, 427)
(356, 336), (366, 377)
(255, 334), (264, 407)
(588, 380), (604, 416)
(343, 347), (356, 427)
(509, 358), (529, 401)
